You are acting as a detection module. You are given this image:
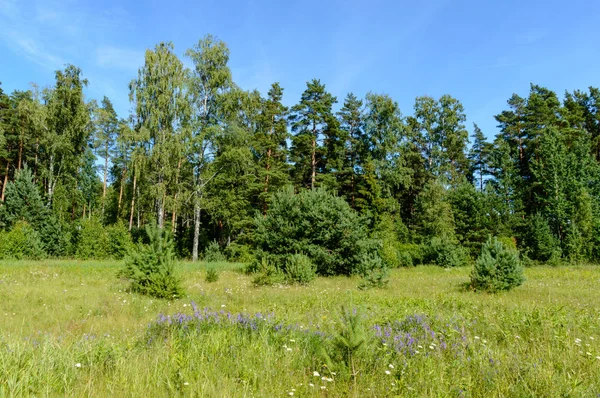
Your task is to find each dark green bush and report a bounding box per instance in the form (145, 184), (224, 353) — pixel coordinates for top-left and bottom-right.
(524, 214), (561, 262)
(0, 221), (45, 260)
(254, 187), (382, 276)
(119, 226), (183, 299)
(423, 237), (468, 267)
(284, 253), (316, 284)
(471, 237), (524, 292)
(203, 240), (226, 262)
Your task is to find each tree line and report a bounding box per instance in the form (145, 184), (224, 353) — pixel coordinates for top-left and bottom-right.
(1, 34), (600, 264)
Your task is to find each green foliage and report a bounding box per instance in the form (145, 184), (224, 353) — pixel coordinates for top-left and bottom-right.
(321, 307), (369, 377)
(119, 226), (183, 299)
(357, 251), (389, 289)
(0, 221), (45, 260)
(105, 221), (133, 259)
(205, 267), (219, 283)
(254, 187), (381, 276)
(283, 253), (316, 284)
(251, 256), (286, 286)
(423, 236), (468, 267)
(203, 240), (226, 262)
(75, 218), (110, 260)
(223, 242), (254, 263)
(524, 214), (561, 263)
(471, 237), (525, 292)
(397, 243), (424, 267)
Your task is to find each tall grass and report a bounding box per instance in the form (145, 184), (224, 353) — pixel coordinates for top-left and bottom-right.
(0, 260), (599, 396)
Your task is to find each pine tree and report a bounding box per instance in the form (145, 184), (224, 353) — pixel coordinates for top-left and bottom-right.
(289, 79), (337, 190)
(469, 123), (491, 191)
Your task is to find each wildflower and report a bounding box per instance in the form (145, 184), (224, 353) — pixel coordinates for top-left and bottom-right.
(288, 392), (294, 396)
(313, 371), (320, 377)
(515, 336), (520, 339)
(417, 345), (423, 349)
(326, 378), (333, 382)
(385, 370), (391, 375)
(586, 352), (592, 356)
(415, 350), (420, 354)
(75, 363), (82, 368)
(289, 339), (296, 343)
(221, 304), (226, 308)
(596, 356), (600, 360)
(388, 364), (394, 369)
(183, 382), (189, 386)
(320, 386), (326, 390)
(331, 372), (336, 376)
(309, 384), (314, 387)
(575, 338), (582, 344)
(321, 377), (327, 381)
(429, 345), (434, 350)
(590, 337), (595, 340)
(286, 347), (292, 352)
(474, 336), (480, 340)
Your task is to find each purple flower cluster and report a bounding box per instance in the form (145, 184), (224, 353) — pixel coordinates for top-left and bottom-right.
(373, 314), (467, 357)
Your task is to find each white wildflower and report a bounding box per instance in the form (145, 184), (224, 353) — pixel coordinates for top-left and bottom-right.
(313, 371), (320, 377)
(309, 383), (314, 387)
(75, 363), (82, 368)
(385, 370), (391, 375)
(320, 386), (326, 390)
(388, 364), (394, 369)
(183, 382), (189, 386)
(474, 336), (480, 340)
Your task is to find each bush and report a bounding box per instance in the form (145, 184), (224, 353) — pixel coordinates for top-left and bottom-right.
(0, 221), (45, 260)
(423, 237), (468, 268)
(254, 187), (382, 276)
(75, 218), (110, 259)
(251, 256), (286, 286)
(205, 267), (219, 283)
(471, 237), (525, 292)
(224, 243), (254, 263)
(397, 243), (424, 267)
(524, 214), (561, 262)
(357, 251), (389, 289)
(105, 221), (133, 259)
(119, 226), (183, 299)
(284, 253), (316, 284)
(203, 240), (226, 262)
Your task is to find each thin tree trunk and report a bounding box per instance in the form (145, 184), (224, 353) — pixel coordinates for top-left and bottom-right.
(33, 138), (39, 182)
(311, 138), (316, 190)
(118, 168), (126, 212)
(263, 148), (271, 216)
(172, 158), (182, 233)
(18, 137), (23, 171)
(192, 203), (201, 261)
(129, 173), (137, 231)
(82, 203), (86, 219)
(1, 160), (10, 202)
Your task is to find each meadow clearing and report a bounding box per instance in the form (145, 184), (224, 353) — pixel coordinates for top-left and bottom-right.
(0, 260), (599, 397)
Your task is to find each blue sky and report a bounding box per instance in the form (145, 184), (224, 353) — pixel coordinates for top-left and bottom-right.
(1, 0), (599, 140)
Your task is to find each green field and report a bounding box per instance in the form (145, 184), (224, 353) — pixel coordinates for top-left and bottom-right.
(0, 261), (599, 397)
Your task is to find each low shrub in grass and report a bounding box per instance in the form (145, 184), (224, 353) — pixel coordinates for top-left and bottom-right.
(471, 237), (524, 292)
(203, 240), (226, 262)
(284, 253), (316, 284)
(224, 243), (254, 264)
(0, 221), (45, 259)
(251, 255), (286, 286)
(423, 236), (468, 268)
(205, 267), (219, 283)
(357, 251), (389, 289)
(397, 243), (424, 267)
(119, 226), (183, 299)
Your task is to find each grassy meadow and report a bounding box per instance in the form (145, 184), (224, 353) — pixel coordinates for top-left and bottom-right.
(0, 260), (599, 397)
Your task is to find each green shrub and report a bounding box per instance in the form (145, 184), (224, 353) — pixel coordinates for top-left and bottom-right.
(357, 251), (389, 289)
(524, 214), (561, 262)
(254, 187), (382, 276)
(423, 237), (468, 268)
(321, 307), (369, 376)
(203, 240), (226, 262)
(205, 267), (219, 283)
(496, 236), (517, 252)
(224, 243), (254, 263)
(119, 226), (183, 299)
(0, 221), (45, 260)
(284, 253), (316, 284)
(105, 221), (132, 259)
(397, 243), (424, 267)
(75, 218), (110, 259)
(471, 237), (525, 292)
(252, 256), (286, 286)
